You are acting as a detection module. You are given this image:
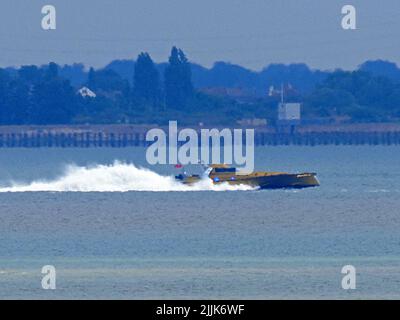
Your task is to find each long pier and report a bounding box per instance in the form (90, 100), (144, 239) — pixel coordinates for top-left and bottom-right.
(0, 124), (399, 147)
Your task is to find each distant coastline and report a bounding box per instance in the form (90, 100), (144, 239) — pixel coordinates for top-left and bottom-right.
(1, 51), (400, 127)
(0, 123), (399, 147)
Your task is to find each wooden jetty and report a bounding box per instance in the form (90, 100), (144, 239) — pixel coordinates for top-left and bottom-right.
(0, 123), (399, 148)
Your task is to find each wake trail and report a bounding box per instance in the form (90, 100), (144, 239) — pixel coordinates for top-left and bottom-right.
(0, 162), (255, 192)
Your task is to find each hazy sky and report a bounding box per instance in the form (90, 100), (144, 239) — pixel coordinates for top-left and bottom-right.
(0, 0), (399, 70)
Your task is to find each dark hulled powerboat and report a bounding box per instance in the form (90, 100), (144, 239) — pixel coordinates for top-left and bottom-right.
(175, 164), (319, 189)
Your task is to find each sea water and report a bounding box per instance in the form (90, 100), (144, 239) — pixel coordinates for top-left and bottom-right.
(0, 146), (399, 299)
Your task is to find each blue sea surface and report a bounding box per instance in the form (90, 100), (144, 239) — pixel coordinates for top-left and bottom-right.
(0, 146), (399, 299)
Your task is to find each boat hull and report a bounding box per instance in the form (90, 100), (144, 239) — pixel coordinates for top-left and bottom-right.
(223, 174), (319, 189)
(181, 172), (319, 189)
(217, 173), (320, 189)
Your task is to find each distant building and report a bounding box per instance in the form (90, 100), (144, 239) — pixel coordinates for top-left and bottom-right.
(278, 103), (301, 123)
(77, 87), (96, 98)
(277, 103), (301, 133)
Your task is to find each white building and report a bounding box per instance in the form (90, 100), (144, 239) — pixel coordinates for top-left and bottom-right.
(77, 87), (96, 98)
(278, 103), (301, 122)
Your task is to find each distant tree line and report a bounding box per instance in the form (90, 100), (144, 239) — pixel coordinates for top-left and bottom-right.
(0, 48), (400, 125)
(0, 47), (205, 125)
(304, 70), (400, 122)
(0, 62), (77, 124)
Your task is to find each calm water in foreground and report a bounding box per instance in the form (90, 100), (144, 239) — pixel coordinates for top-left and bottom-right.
(0, 146), (399, 299)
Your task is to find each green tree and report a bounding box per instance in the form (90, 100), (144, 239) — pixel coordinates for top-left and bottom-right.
(0, 69), (10, 124)
(45, 62), (59, 81)
(18, 65), (43, 85)
(164, 47), (193, 109)
(88, 67), (96, 89)
(133, 52), (161, 109)
(31, 63), (77, 124)
(86, 68), (128, 93)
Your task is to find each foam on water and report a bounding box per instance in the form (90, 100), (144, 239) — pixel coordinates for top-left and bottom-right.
(0, 162), (255, 192)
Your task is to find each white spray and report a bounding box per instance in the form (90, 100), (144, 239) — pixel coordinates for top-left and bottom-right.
(0, 162), (255, 193)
